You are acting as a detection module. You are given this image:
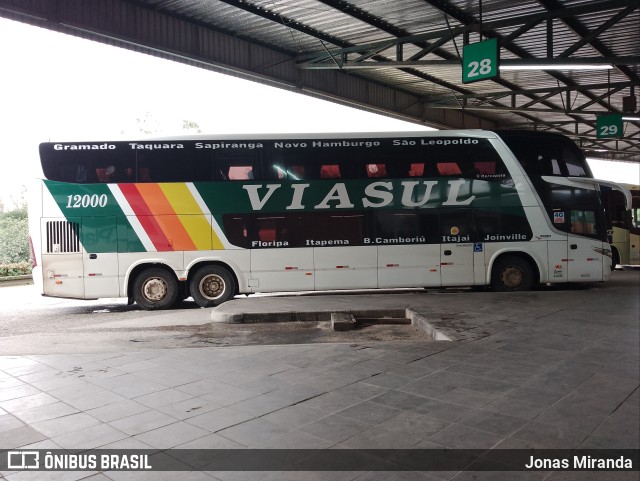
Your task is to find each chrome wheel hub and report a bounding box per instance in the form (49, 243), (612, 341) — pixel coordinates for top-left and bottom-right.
(142, 278), (168, 301)
(200, 274), (225, 300)
(501, 267), (523, 289)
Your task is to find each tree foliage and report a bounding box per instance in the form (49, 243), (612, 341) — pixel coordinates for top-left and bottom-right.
(0, 209), (29, 264)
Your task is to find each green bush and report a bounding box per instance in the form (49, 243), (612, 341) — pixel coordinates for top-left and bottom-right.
(0, 215), (29, 264)
(0, 261), (32, 277)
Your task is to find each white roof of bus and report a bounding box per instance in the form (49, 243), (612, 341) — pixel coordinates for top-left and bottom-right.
(146, 130), (498, 142)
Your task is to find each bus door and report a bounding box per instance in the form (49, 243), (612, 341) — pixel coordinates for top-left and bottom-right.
(81, 216), (120, 298)
(41, 217), (84, 298)
(440, 210), (475, 286)
(565, 209), (608, 282)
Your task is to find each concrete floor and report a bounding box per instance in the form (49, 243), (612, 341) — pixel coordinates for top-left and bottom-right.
(1, 271), (638, 480)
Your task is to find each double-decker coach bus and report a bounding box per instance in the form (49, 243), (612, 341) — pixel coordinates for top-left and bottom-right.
(600, 184), (640, 269)
(28, 130), (625, 310)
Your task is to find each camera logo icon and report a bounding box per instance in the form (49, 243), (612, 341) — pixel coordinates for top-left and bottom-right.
(7, 451), (40, 469)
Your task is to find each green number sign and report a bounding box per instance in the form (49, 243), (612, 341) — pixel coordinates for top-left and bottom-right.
(597, 114), (623, 139)
(462, 38), (499, 84)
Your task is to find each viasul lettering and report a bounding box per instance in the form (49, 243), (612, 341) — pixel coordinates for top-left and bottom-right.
(243, 180), (476, 211)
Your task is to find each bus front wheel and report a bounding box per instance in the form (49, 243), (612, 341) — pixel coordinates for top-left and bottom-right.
(133, 268), (179, 310)
(190, 265), (236, 308)
(491, 255), (534, 292)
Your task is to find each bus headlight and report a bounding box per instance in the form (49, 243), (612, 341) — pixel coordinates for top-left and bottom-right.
(593, 247), (612, 258)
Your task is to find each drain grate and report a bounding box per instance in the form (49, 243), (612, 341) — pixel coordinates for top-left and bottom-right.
(354, 317), (411, 325)
(331, 312), (411, 331)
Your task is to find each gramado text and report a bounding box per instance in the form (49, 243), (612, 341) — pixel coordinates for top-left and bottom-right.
(243, 179), (476, 211)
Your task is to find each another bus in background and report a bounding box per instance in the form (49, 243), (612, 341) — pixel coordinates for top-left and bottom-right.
(600, 184), (640, 269)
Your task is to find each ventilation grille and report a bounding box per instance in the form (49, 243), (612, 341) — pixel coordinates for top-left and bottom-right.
(46, 221), (80, 253)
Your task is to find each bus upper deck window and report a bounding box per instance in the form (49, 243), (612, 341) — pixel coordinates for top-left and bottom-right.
(409, 163), (424, 177)
(227, 166), (254, 180)
(366, 164), (386, 178)
(138, 167), (151, 182)
(289, 165), (305, 180)
(437, 162), (462, 176)
(320, 165), (341, 179)
(474, 162), (496, 175)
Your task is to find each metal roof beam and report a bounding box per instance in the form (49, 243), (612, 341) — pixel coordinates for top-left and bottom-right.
(573, 86), (627, 112)
(298, 56), (639, 69)
(296, 0), (633, 62)
(213, 0), (492, 124)
(421, 104), (627, 115)
(537, 0), (639, 82)
(423, 81), (639, 103)
(557, 4), (638, 59)
(298, 1), (557, 130)
(296, 0), (634, 133)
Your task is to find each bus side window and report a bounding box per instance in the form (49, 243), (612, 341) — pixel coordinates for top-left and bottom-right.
(257, 218), (277, 242)
(563, 145), (588, 176)
(96, 164), (129, 182)
(570, 210), (598, 236)
(138, 167), (151, 182)
(387, 160), (410, 178)
(255, 215), (301, 246)
(304, 213), (365, 245)
(227, 165), (254, 180)
(215, 163), (253, 180)
(320, 164), (341, 179)
(409, 163), (424, 177)
(215, 152), (259, 181)
(222, 215), (252, 249)
(474, 209), (532, 240)
(440, 209), (473, 240)
(366, 163), (387, 178)
(75, 165), (88, 183)
(375, 211), (420, 238)
(287, 165), (305, 180)
(474, 162), (496, 175)
(437, 162), (462, 176)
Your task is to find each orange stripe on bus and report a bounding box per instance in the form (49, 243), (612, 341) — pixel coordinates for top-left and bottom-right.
(159, 183), (213, 250)
(135, 184), (197, 251)
(119, 183), (173, 251)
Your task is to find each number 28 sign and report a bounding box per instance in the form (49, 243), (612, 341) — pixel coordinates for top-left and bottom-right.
(462, 38), (499, 84)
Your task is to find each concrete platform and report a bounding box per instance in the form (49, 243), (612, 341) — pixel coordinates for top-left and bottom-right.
(0, 272), (638, 480)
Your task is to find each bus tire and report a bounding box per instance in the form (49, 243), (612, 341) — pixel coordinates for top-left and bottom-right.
(190, 265), (236, 308)
(132, 267), (179, 310)
(491, 255), (535, 292)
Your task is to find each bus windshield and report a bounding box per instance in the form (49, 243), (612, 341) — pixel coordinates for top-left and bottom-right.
(498, 131), (607, 242)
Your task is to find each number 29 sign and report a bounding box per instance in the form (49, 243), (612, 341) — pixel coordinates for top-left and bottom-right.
(597, 114), (623, 139)
(462, 38), (499, 84)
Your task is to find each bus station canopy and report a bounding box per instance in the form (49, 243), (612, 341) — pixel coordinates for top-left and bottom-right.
(0, 0), (638, 162)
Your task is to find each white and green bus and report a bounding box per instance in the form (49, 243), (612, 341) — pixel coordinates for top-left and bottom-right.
(601, 184), (640, 269)
(29, 130), (626, 309)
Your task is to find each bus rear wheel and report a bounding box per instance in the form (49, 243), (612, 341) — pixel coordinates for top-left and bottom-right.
(133, 267), (179, 310)
(190, 265), (236, 307)
(491, 255), (534, 292)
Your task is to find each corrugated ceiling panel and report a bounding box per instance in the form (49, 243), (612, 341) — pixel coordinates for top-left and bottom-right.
(2, 0), (635, 159)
